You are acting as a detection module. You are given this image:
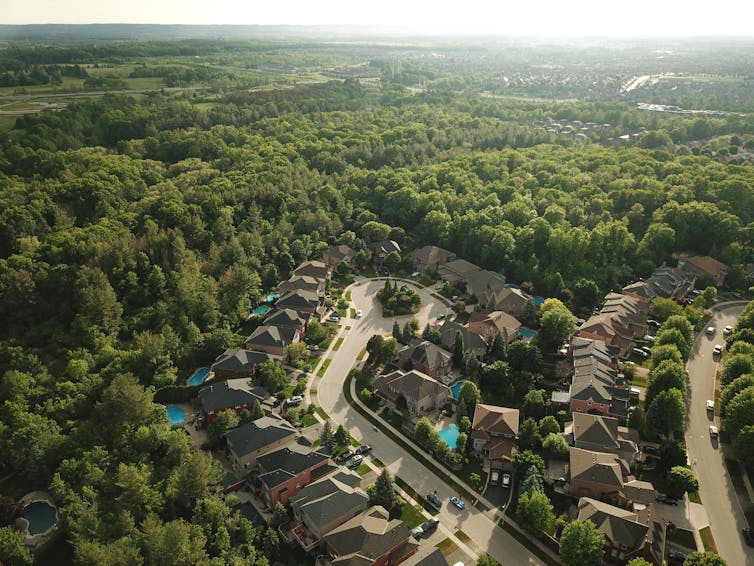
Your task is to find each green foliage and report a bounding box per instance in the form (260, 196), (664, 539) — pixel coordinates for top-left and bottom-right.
(515, 490), (554, 536)
(626, 559), (652, 566)
(646, 359), (686, 407)
(559, 520), (606, 566)
(453, 330), (465, 368)
(542, 433), (570, 460)
(667, 466), (699, 497)
(377, 282), (421, 316)
(723, 386), (754, 436)
(512, 450), (546, 478)
(536, 299), (577, 353)
(319, 420), (335, 452)
(373, 469), (396, 509)
(682, 551), (727, 566)
(522, 389), (549, 420)
(518, 417), (541, 452)
(733, 424), (754, 466)
(721, 354), (754, 387)
(651, 297), (684, 321)
(477, 553), (499, 566)
(646, 388), (686, 437)
(658, 439), (688, 473)
(0, 526), (32, 566)
(257, 360), (287, 394)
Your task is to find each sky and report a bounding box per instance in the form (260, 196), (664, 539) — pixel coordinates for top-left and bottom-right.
(2, 0), (754, 37)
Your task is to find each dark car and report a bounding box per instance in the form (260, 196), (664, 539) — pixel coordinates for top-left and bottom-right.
(667, 550), (686, 564)
(656, 494), (678, 505)
(426, 492), (442, 509)
(743, 528), (754, 547)
(335, 450), (354, 464)
(356, 444), (372, 455)
(421, 518), (439, 533)
(642, 445), (659, 455)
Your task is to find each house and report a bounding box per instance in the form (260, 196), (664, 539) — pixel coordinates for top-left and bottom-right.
(244, 324), (299, 357)
(467, 310), (521, 344)
(322, 505), (419, 566)
(225, 416), (298, 472)
(439, 320), (488, 359)
(372, 369), (451, 417)
(288, 471), (368, 552)
(293, 260), (331, 282)
(397, 340), (452, 378)
(494, 287), (532, 317)
(577, 497), (666, 565)
(679, 255), (728, 286)
(568, 338), (631, 420)
(275, 289), (321, 315)
(567, 413), (639, 463)
(369, 240), (401, 266)
(256, 445), (333, 508)
(437, 259), (481, 286)
(279, 275), (326, 296)
(471, 404), (519, 471)
(569, 447), (654, 506)
(210, 348), (274, 379)
(579, 293), (648, 357)
(264, 308), (311, 334)
(411, 245), (455, 273)
(465, 270), (507, 308)
(622, 265), (695, 301)
(198, 379), (270, 424)
(323, 245), (357, 270)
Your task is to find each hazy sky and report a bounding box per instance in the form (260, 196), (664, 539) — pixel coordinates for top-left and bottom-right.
(3, 0), (754, 36)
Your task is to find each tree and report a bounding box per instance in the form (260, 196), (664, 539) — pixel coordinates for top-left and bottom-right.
(249, 400), (264, 421)
(457, 381), (481, 416)
(667, 466), (699, 497)
(456, 432), (468, 454)
(452, 330), (465, 368)
(650, 344), (683, 368)
(512, 450), (546, 478)
(384, 251), (401, 272)
(257, 360), (288, 394)
(646, 359), (686, 406)
(656, 328), (691, 360)
(721, 354), (754, 387)
(558, 520), (605, 566)
(658, 439), (688, 472)
(507, 340), (543, 374)
(458, 415), (472, 434)
(415, 417), (437, 449)
(628, 404), (646, 434)
(140, 515), (209, 565)
(733, 424), (754, 466)
(381, 338), (398, 362)
(662, 315), (694, 346)
(319, 420), (335, 452)
(305, 319), (327, 344)
(476, 552), (498, 566)
(646, 388), (685, 437)
(0, 526), (32, 566)
(392, 320), (402, 341)
(115, 462), (164, 523)
(491, 331), (507, 360)
(334, 424), (350, 448)
(0, 495), (19, 527)
(366, 334), (385, 362)
(537, 302), (577, 353)
(542, 433), (569, 459)
(518, 418), (541, 451)
(538, 415), (560, 437)
(522, 389), (548, 420)
(650, 296), (684, 321)
(515, 490), (554, 536)
(207, 409), (240, 445)
(361, 220), (392, 241)
(373, 469), (396, 509)
(270, 502), (288, 529)
(723, 386), (754, 436)
(518, 465), (545, 495)
(683, 551), (727, 566)
(626, 559), (652, 566)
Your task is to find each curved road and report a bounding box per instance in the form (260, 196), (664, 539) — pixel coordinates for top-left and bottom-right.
(686, 303), (752, 565)
(316, 278), (544, 565)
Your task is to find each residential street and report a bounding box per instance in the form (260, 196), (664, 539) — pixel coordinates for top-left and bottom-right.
(685, 303), (753, 565)
(315, 277), (545, 565)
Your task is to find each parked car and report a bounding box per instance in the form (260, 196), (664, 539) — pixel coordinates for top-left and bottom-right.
(656, 494), (678, 505)
(713, 344), (723, 356)
(437, 313), (445, 320)
(647, 319), (661, 328)
(490, 470), (499, 485)
(335, 450), (355, 464)
(502, 473), (511, 488)
(427, 492), (442, 508)
(421, 518), (440, 533)
(356, 444), (372, 455)
(724, 325), (733, 335)
(710, 425), (719, 438)
(355, 309), (363, 318)
(667, 550), (686, 565)
(743, 528), (754, 547)
(707, 399), (715, 412)
(641, 346), (652, 356)
(410, 526), (424, 539)
(327, 313), (341, 322)
(706, 326), (716, 335)
(285, 395), (303, 407)
(632, 348), (649, 359)
(306, 344), (319, 351)
(449, 495), (465, 510)
(643, 335), (656, 343)
(346, 455), (363, 469)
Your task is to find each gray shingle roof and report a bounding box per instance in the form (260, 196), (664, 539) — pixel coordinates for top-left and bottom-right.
(257, 446), (329, 488)
(198, 379), (269, 414)
(325, 506), (412, 561)
(210, 349), (273, 374)
(290, 472), (368, 534)
(225, 417), (297, 459)
(245, 324), (297, 349)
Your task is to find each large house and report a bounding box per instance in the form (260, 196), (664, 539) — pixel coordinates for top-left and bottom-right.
(275, 289), (322, 316)
(467, 310), (521, 344)
(398, 340), (452, 379)
(210, 348), (274, 379)
(569, 447), (654, 505)
(579, 293), (648, 357)
(288, 471), (368, 553)
(279, 274), (326, 296)
(294, 260), (331, 282)
(369, 240), (401, 266)
(372, 369), (451, 417)
(323, 245), (356, 270)
(244, 324), (299, 357)
(568, 412), (639, 463)
(264, 308), (311, 335)
(577, 497), (666, 565)
(568, 338), (631, 420)
(439, 320), (488, 359)
(471, 404), (519, 471)
(411, 245), (455, 273)
(225, 416), (298, 472)
(198, 379), (270, 423)
(622, 265), (695, 301)
(465, 270), (507, 308)
(437, 258), (481, 286)
(494, 287), (532, 317)
(679, 254), (728, 286)
(321, 505), (418, 566)
(256, 445), (333, 508)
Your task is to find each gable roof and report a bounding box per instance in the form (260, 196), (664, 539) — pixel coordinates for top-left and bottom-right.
(681, 255), (728, 279)
(369, 240), (401, 256)
(570, 447), (630, 489)
(398, 340), (451, 369)
(569, 338), (630, 417)
(257, 446), (330, 487)
(293, 260), (330, 281)
(372, 369), (451, 404)
(622, 265), (695, 300)
(467, 310), (521, 338)
(572, 412), (621, 451)
(471, 404), (520, 438)
(465, 270), (507, 300)
(290, 472), (368, 534)
(264, 308), (311, 328)
(210, 348), (274, 374)
(495, 287), (531, 311)
(577, 497), (649, 554)
(198, 378), (270, 414)
(325, 506), (415, 563)
(225, 416), (297, 458)
(323, 245), (356, 267)
(279, 274), (323, 294)
(275, 289), (320, 311)
(437, 258), (481, 283)
(411, 245), (454, 268)
(245, 324), (297, 349)
(439, 321), (488, 353)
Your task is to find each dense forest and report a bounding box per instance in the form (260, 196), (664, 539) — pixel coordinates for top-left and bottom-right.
(1, 34), (754, 564)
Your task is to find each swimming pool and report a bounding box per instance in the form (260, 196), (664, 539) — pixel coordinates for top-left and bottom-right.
(518, 328), (537, 340)
(265, 292), (279, 303)
(165, 405), (185, 425)
(252, 305), (271, 316)
(22, 501), (57, 537)
(438, 424), (460, 450)
(450, 381), (466, 400)
(188, 367), (211, 386)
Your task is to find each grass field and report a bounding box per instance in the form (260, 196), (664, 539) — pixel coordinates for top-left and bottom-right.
(400, 503), (425, 528)
(435, 537), (459, 556)
(699, 526), (718, 553)
(355, 463), (371, 476)
(333, 337), (344, 351)
(317, 359), (331, 377)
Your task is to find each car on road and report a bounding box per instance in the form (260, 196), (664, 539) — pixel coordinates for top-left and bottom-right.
(335, 449), (355, 464)
(724, 325), (734, 335)
(426, 492), (442, 509)
(706, 326), (716, 335)
(410, 526), (424, 539)
(710, 425), (719, 438)
(743, 528), (754, 547)
(345, 455), (363, 469)
(355, 309), (362, 318)
(713, 344), (723, 356)
(285, 395), (303, 407)
(707, 399), (715, 412)
(421, 518), (440, 533)
(449, 496), (465, 510)
(502, 473), (511, 488)
(656, 494), (678, 505)
(356, 444), (372, 455)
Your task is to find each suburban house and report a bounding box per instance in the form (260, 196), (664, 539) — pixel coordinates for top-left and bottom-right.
(567, 412), (639, 463)
(569, 447), (654, 506)
(372, 369), (451, 418)
(465, 270), (507, 308)
(437, 258), (481, 286)
(210, 348), (274, 379)
(275, 289), (322, 315)
(578, 293), (648, 357)
(467, 310), (521, 344)
(679, 254), (728, 286)
(439, 320), (488, 359)
(471, 404), (520, 471)
(264, 308), (311, 334)
(621, 265), (695, 301)
(494, 287), (532, 317)
(568, 338), (631, 420)
(369, 240), (402, 266)
(577, 497), (666, 565)
(397, 340), (452, 378)
(288, 471), (368, 553)
(293, 260), (331, 282)
(279, 274), (326, 296)
(256, 445), (333, 508)
(411, 245), (455, 273)
(322, 244), (356, 270)
(244, 324), (299, 357)
(321, 505), (419, 566)
(198, 379), (270, 424)
(225, 415), (298, 472)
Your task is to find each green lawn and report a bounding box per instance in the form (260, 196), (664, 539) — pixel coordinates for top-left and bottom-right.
(667, 527), (697, 550)
(333, 337), (344, 351)
(699, 526), (718, 553)
(435, 537), (459, 556)
(302, 413), (318, 427)
(458, 455), (485, 489)
(357, 347), (367, 361)
(355, 463), (372, 476)
(317, 359), (332, 377)
(453, 529), (471, 544)
(314, 405), (328, 420)
(400, 503), (425, 528)
(309, 387), (317, 395)
(688, 491), (702, 504)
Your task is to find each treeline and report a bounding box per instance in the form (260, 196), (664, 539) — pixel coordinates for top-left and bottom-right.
(0, 64), (88, 87)
(129, 64), (234, 87)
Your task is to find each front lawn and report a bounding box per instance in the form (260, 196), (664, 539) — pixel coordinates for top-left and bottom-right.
(435, 537), (459, 556)
(355, 463), (372, 476)
(399, 502), (425, 528)
(317, 358), (332, 377)
(667, 527), (697, 550)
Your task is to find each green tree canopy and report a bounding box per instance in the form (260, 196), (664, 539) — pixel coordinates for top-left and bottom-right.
(559, 519), (605, 566)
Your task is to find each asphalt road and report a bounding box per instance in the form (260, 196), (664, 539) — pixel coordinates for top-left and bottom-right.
(685, 304), (753, 565)
(316, 278), (544, 565)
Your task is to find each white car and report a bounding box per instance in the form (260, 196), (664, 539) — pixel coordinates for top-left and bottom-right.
(713, 344), (723, 356)
(724, 325), (733, 335)
(355, 309), (363, 318)
(706, 326), (716, 335)
(710, 425), (719, 438)
(502, 473), (511, 488)
(707, 399), (715, 411)
(410, 526), (423, 539)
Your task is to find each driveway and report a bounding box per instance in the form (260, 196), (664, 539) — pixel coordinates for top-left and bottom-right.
(685, 303), (753, 565)
(316, 277), (545, 565)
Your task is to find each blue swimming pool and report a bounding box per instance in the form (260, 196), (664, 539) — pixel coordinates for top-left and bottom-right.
(265, 292), (279, 303)
(165, 405), (185, 425)
(252, 305), (271, 316)
(518, 328), (537, 340)
(438, 424), (460, 450)
(22, 501), (57, 537)
(450, 381), (466, 400)
(188, 367), (211, 386)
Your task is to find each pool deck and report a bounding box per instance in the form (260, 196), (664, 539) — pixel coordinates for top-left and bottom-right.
(17, 491), (59, 547)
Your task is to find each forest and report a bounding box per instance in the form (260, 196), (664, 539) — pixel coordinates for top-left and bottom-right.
(1, 33), (754, 565)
